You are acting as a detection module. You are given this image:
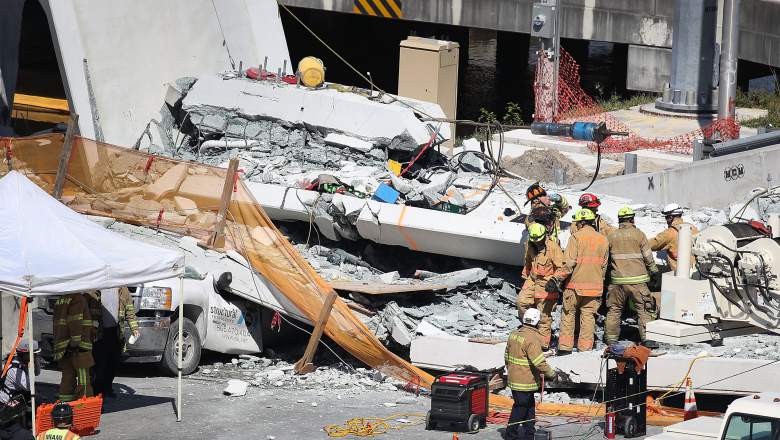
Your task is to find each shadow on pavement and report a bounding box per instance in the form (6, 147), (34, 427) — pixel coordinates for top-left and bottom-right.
(101, 385), (174, 414)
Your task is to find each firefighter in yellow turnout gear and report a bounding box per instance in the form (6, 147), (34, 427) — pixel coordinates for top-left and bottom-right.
(649, 203), (699, 272)
(53, 293), (94, 402)
(517, 223), (566, 350)
(504, 309), (559, 440)
(550, 209), (609, 354)
(606, 207), (660, 346)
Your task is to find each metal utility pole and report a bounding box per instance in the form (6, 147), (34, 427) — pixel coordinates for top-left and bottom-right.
(531, 0), (561, 122)
(718, 0), (740, 120)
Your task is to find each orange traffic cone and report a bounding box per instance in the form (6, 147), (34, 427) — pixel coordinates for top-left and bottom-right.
(683, 378), (698, 420)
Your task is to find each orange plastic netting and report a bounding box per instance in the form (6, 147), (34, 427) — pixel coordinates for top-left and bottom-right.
(0, 133), (514, 408)
(533, 47), (740, 154)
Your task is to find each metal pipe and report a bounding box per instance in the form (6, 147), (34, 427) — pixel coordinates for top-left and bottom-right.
(718, 0), (740, 120)
(676, 224), (694, 279)
(710, 130), (780, 157)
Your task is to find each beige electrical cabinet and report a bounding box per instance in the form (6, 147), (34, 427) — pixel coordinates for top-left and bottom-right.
(398, 36), (459, 152)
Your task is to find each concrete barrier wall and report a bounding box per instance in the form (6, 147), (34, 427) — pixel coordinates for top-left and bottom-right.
(589, 144), (780, 210)
(42, 0), (291, 146)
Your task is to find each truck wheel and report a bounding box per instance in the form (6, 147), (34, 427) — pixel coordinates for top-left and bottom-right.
(425, 412), (435, 431)
(467, 414), (480, 433)
(160, 317), (201, 376)
(623, 415), (638, 438)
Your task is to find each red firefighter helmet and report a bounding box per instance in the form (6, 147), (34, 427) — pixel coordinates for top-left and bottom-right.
(578, 193), (601, 209)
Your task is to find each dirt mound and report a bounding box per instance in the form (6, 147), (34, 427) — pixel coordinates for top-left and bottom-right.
(503, 149), (590, 184)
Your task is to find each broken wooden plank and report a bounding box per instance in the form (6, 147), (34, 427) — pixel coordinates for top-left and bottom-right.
(294, 288), (338, 375)
(329, 280), (447, 295)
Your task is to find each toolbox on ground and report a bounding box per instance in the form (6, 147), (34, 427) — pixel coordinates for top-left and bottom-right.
(426, 372), (488, 433)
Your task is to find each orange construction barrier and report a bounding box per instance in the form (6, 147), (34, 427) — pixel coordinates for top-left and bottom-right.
(36, 396), (103, 436)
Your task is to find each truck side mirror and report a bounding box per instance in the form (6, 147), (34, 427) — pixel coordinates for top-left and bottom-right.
(216, 272), (233, 294)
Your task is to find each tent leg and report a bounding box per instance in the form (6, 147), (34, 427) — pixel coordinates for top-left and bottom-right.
(177, 275), (184, 422)
(27, 298), (36, 435)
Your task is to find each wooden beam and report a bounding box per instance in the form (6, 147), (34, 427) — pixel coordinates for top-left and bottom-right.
(294, 288), (338, 375)
(53, 113), (79, 200)
(208, 158), (239, 248)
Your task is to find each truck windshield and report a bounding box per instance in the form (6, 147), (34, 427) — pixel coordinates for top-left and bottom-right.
(723, 413), (780, 440)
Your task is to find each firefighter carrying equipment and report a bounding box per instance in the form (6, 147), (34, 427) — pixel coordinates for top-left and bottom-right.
(578, 193), (601, 209)
(617, 206), (635, 219)
(573, 208), (596, 222)
(528, 223), (546, 243)
(505, 327), (556, 392)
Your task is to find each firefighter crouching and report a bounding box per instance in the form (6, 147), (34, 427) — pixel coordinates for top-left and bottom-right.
(548, 209), (609, 355)
(53, 293), (94, 402)
(606, 207), (660, 348)
(505, 309), (560, 440)
(517, 223), (565, 351)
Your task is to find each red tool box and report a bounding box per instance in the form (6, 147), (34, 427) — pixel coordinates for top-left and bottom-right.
(426, 372), (489, 433)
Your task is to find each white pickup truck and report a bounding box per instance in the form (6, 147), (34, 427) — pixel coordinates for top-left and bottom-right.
(34, 236), (312, 376)
(647, 393), (780, 440)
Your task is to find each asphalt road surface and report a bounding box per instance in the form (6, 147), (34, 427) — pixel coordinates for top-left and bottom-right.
(33, 366), (663, 440)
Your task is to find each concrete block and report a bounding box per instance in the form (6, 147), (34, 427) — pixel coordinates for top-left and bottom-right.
(410, 336), (506, 371)
(178, 174), (225, 206)
(145, 163), (188, 200)
(646, 319), (760, 344)
(324, 133), (372, 153)
(173, 196), (198, 214)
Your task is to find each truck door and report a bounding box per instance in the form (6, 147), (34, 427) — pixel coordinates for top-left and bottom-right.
(203, 286), (263, 354)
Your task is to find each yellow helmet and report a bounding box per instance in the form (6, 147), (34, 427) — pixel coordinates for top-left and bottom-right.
(617, 206), (635, 219)
(528, 223), (547, 242)
(574, 208), (596, 222)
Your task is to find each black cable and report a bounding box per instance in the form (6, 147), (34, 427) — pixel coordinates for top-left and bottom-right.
(580, 141), (602, 191)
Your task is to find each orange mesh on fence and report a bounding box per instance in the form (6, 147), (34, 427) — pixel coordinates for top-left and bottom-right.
(0, 134), (515, 408)
(533, 48), (740, 154)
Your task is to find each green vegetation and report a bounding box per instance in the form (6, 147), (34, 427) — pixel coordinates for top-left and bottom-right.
(474, 102), (526, 141)
(735, 90), (780, 128)
(596, 93), (657, 112)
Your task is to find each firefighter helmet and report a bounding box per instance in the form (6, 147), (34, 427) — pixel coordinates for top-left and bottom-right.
(578, 193), (601, 209)
(528, 223), (547, 243)
(574, 208), (596, 222)
(525, 182), (547, 204)
(662, 203), (683, 217)
(617, 206), (635, 220)
(51, 402), (73, 428)
(523, 308), (542, 326)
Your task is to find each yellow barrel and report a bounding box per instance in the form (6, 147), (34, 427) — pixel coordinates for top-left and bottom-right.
(298, 56), (325, 88)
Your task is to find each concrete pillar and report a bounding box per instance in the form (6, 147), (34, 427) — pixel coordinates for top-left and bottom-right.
(656, 0), (718, 114)
(0, 0), (26, 135)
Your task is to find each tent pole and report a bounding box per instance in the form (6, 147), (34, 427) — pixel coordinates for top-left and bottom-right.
(27, 298), (36, 435)
(177, 273), (184, 422)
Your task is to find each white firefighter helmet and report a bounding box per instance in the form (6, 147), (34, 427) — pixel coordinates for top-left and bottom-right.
(661, 203), (683, 216)
(523, 308), (542, 326)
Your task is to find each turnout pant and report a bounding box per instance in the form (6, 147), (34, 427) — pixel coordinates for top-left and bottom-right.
(505, 390), (536, 440)
(559, 289), (601, 352)
(605, 283), (656, 344)
(93, 326), (122, 396)
(516, 287), (535, 320)
(59, 352), (94, 402)
(517, 289), (557, 350)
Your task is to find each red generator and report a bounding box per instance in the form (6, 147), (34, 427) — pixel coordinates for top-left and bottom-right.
(426, 372), (489, 433)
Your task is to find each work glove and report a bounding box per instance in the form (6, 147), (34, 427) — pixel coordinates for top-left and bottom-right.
(544, 278), (562, 294)
(649, 270), (660, 285)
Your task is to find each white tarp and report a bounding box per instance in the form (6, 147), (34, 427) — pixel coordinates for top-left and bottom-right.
(0, 171), (184, 296)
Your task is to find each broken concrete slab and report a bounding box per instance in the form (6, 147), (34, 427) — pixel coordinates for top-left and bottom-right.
(224, 379), (249, 397)
(329, 280), (447, 296)
(418, 268), (489, 291)
(410, 335), (506, 371)
(182, 75), (449, 146)
(324, 133), (373, 153)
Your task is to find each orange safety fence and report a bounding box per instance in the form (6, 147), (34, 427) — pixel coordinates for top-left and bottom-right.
(0, 134), (516, 408)
(533, 47), (740, 154)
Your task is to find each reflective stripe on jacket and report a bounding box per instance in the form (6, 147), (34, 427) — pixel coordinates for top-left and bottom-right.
(559, 225), (609, 296)
(53, 294), (93, 361)
(505, 327), (556, 391)
(522, 237), (565, 300)
(608, 222), (658, 285)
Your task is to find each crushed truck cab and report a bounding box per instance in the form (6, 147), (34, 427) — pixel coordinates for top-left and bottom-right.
(647, 393), (780, 440)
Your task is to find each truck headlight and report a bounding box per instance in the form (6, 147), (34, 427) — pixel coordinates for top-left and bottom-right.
(140, 287), (172, 310)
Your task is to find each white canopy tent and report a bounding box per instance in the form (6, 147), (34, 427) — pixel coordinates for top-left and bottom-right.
(0, 171), (186, 432)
